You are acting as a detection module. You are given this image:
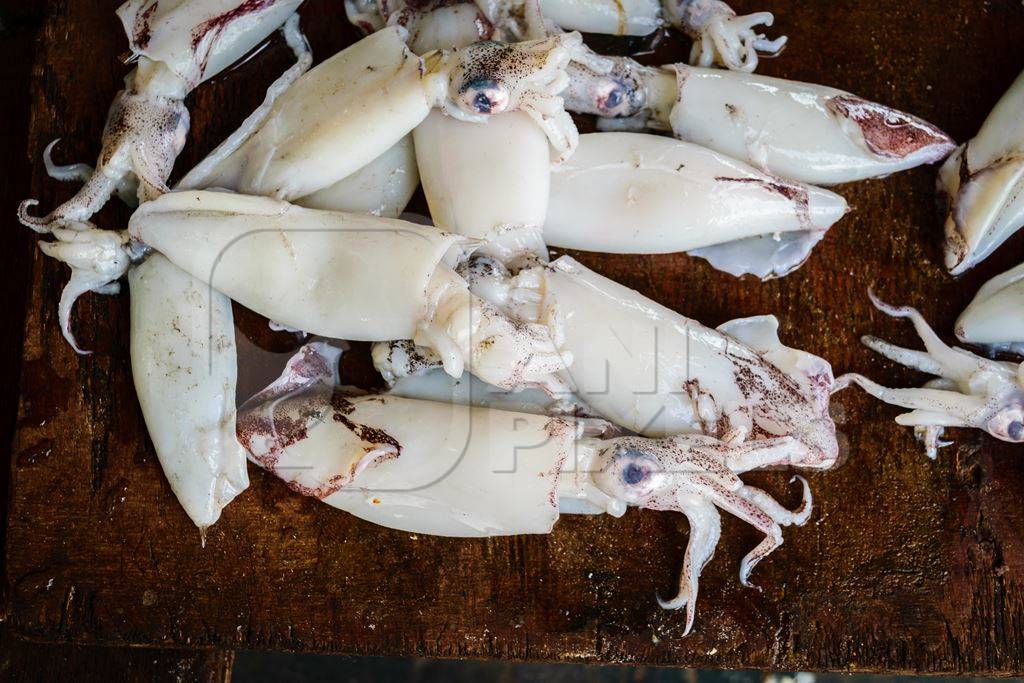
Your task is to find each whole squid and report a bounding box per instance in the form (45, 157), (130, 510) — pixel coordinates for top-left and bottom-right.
(837, 292), (1024, 458)
(241, 341), (818, 634)
(377, 254), (839, 470)
(564, 55), (955, 186)
(19, 0), (310, 231)
(36, 191), (570, 391)
(939, 68), (1024, 275)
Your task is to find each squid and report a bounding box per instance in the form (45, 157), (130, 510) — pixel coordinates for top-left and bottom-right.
(416, 116), (848, 277)
(129, 254), (249, 532)
(292, 135), (419, 218)
(377, 254), (839, 470)
(955, 262), (1024, 356)
(178, 27), (584, 202)
(546, 132), (849, 278)
(563, 56), (956, 186)
(938, 68), (1024, 275)
(349, 0), (784, 72)
(19, 0), (311, 231)
(241, 341), (818, 634)
(414, 109), (553, 264)
(36, 191), (570, 391)
(836, 292), (1024, 458)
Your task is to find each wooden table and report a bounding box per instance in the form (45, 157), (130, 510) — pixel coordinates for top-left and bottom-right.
(6, 0), (1024, 675)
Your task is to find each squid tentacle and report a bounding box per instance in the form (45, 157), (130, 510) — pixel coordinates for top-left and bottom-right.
(42, 139), (94, 183)
(722, 436), (812, 474)
(835, 373), (987, 418)
(861, 334), (947, 378)
(669, 0), (786, 73)
(656, 492), (721, 637)
(43, 139), (139, 206)
(867, 290), (986, 383)
(840, 294), (1024, 454)
(683, 470), (809, 589)
(19, 170), (123, 234)
(35, 228), (134, 353)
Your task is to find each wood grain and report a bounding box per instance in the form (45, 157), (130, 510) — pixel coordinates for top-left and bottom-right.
(6, 0), (1024, 674)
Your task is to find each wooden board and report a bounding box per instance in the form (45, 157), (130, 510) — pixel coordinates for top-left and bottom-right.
(7, 0), (1024, 674)
(0, 624), (233, 683)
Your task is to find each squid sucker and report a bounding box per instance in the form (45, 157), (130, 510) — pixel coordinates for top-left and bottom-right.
(241, 341), (820, 635)
(939, 68), (1024, 275)
(18, 0), (310, 232)
(836, 292), (1024, 458)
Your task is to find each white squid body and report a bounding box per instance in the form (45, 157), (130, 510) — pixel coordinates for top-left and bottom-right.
(535, 257), (838, 467)
(837, 293), (1024, 458)
(241, 341), (818, 635)
(117, 0), (304, 91)
(938, 69), (1024, 275)
(956, 262), (1024, 355)
(129, 254), (249, 531)
(126, 190), (566, 390)
(181, 27), (581, 201)
(292, 135), (418, 218)
(379, 255), (839, 468)
(414, 110), (551, 260)
(19, 0), (308, 230)
(567, 59), (955, 185)
(547, 132), (849, 279)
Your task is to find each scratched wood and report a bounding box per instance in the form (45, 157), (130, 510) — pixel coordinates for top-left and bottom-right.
(7, 0), (1024, 674)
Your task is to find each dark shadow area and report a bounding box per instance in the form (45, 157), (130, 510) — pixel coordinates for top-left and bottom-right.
(233, 654), (1021, 683)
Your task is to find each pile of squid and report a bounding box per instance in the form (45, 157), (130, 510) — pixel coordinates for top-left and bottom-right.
(19, 0), (1022, 635)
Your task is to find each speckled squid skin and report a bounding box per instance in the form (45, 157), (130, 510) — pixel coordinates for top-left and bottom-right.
(247, 342), (821, 636)
(512, 256), (839, 469)
(18, 0), (308, 232)
(129, 254), (249, 532)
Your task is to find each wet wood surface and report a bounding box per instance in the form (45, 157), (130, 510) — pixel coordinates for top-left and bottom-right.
(6, 0), (1024, 674)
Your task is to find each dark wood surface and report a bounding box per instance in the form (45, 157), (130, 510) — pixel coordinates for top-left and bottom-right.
(6, 0), (1024, 675)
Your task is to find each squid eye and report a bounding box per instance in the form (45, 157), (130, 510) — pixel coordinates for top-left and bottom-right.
(987, 406), (1024, 443)
(594, 446), (667, 504)
(596, 81), (630, 116)
(459, 77), (510, 115)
